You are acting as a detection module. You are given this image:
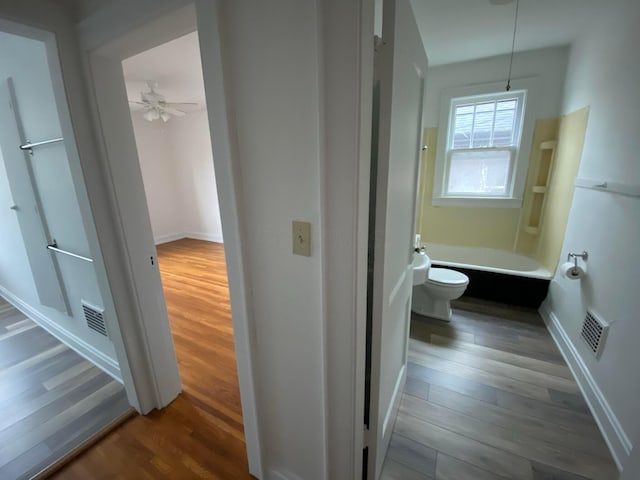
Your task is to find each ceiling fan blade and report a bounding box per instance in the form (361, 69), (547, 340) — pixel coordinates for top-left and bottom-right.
(161, 106), (187, 116)
(129, 102), (150, 112)
(129, 100), (147, 105)
(164, 102), (199, 107)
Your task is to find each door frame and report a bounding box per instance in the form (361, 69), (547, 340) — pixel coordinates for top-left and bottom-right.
(75, 1), (262, 476)
(0, 9), (147, 408)
(1, 0), (380, 477)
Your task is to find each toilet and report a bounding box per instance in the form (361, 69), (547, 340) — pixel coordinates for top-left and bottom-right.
(412, 267), (469, 321)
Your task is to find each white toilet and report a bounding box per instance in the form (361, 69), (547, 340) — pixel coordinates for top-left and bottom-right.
(412, 267), (469, 321)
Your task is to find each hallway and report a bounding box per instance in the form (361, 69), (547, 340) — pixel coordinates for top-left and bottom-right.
(0, 301), (129, 479)
(51, 239), (250, 479)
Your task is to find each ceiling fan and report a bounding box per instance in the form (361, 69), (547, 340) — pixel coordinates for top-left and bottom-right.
(129, 81), (199, 122)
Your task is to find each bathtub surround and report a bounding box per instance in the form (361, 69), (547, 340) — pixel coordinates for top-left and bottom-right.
(417, 107), (589, 274)
(534, 108), (588, 272)
(540, 0), (640, 472)
(417, 127), (521, 250)
(513, 117), (561, 256)
(131, 110), (224, 245)
(416, 46), (587, 274)
(515, 108), (589, 272)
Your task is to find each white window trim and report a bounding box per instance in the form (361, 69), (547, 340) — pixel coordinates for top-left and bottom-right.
(433, 77), (539, 208)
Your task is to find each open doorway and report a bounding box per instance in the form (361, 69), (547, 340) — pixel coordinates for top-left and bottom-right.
(375, 1), (619, 479)
(122, 30), (247, 465)
(50, 10), (256, 475)
(0, 24), (132, 479)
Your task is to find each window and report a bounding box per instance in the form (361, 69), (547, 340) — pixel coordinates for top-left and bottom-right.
(445, 90), (525, 197)
(432, 80), (536, 208)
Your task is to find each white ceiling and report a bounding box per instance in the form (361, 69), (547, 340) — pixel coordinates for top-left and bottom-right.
(122, 31), (206, 111)
(411, 0), (609, 66)
(67, 0), (608, 84)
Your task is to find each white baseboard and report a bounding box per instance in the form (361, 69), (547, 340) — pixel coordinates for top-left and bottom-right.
(154, 233), (187, 245)
(267, 470), (304, 480)
(382, 363), (406, 438)
(154, 232), (224, 245)
(185, 232), (224, 243)
(539, 301), (629, 471)
(0, 286), (122, 382)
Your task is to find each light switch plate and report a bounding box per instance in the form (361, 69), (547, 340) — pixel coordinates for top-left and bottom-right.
(292, 221), (311, 257)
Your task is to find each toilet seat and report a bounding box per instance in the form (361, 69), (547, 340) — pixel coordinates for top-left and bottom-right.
(427, 268), (469, 287)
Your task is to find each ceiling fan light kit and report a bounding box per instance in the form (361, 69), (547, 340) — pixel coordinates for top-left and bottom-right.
(143, 109), (159, 122)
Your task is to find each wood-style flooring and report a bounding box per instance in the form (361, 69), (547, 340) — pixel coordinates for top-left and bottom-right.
(382, 298), (619, 480)
(50, 238), (252, 479)
(0, 300), (129, 480)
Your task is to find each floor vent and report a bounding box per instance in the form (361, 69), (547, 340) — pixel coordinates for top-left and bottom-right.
(580, 309), (608, 357)
(82, 301), (108, 337)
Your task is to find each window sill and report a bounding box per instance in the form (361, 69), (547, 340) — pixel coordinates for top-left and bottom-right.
(432, 196), (523, 208)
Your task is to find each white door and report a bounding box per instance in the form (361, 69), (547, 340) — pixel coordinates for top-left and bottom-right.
(0, 78), (68, 313)
(367, 0), (428, 477)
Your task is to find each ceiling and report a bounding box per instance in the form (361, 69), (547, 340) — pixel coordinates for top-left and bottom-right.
(56, 0), (608, 72)
(122, 31), (206, 112)
(411, 0), (610, 66)
(48, 0), (107, 22)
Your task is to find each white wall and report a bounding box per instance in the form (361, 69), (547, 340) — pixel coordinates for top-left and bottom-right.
(621, 445), (640, 480)
(131, 109), (223, 244)
(214, 1), (327, 478)
(541, 0), (640, 473)
(424, 46), (569, 127)
(170, 109), (223, 242)
(131, 114), (182, 242)
(0, 31), (118, 374)
(12, 0), (370, 477)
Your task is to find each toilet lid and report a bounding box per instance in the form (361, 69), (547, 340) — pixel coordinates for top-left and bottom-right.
(427, 268), (469, 286)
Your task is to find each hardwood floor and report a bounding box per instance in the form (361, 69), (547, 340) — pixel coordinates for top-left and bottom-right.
(381, 298), (619, 480)
(0, 302), (129, 480)
(50, 238), (252, 479)
(46, 241), (618, 479)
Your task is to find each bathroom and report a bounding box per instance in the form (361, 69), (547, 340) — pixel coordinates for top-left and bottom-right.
(388, 8), (626, 476)
(411, 45), (587, 314)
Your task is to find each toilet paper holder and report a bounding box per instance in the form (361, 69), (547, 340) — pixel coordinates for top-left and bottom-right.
(567, 251), (588, 273)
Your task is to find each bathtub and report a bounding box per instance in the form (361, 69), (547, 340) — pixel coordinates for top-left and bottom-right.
(422, 243), (553, 308)
(424, 243), (552, 280)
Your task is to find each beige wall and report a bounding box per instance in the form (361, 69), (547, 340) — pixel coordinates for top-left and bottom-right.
(417, 109), (588, 273)
(515, 117), (561, 255)
(417, 127), (530, 251)
(535, 108), (589, 271)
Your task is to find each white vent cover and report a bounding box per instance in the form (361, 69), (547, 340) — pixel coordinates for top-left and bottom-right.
(82, 301), (108, 337)
(580, 309), (608, 357)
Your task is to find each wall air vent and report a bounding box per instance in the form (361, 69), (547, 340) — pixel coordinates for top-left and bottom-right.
(580, 309), (608, 358)
(82, 301), (108, 337)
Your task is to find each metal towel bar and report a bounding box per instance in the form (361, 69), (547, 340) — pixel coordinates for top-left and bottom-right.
(19, 137), (64, 153)
(47, 241), (93, 263)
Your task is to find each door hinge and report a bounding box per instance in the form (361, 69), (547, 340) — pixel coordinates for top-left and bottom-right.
(374, 35), (384, 53)
(363, 426), (370, 448)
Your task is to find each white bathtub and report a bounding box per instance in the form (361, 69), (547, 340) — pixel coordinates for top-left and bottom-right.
(424, 243), (552, 280)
